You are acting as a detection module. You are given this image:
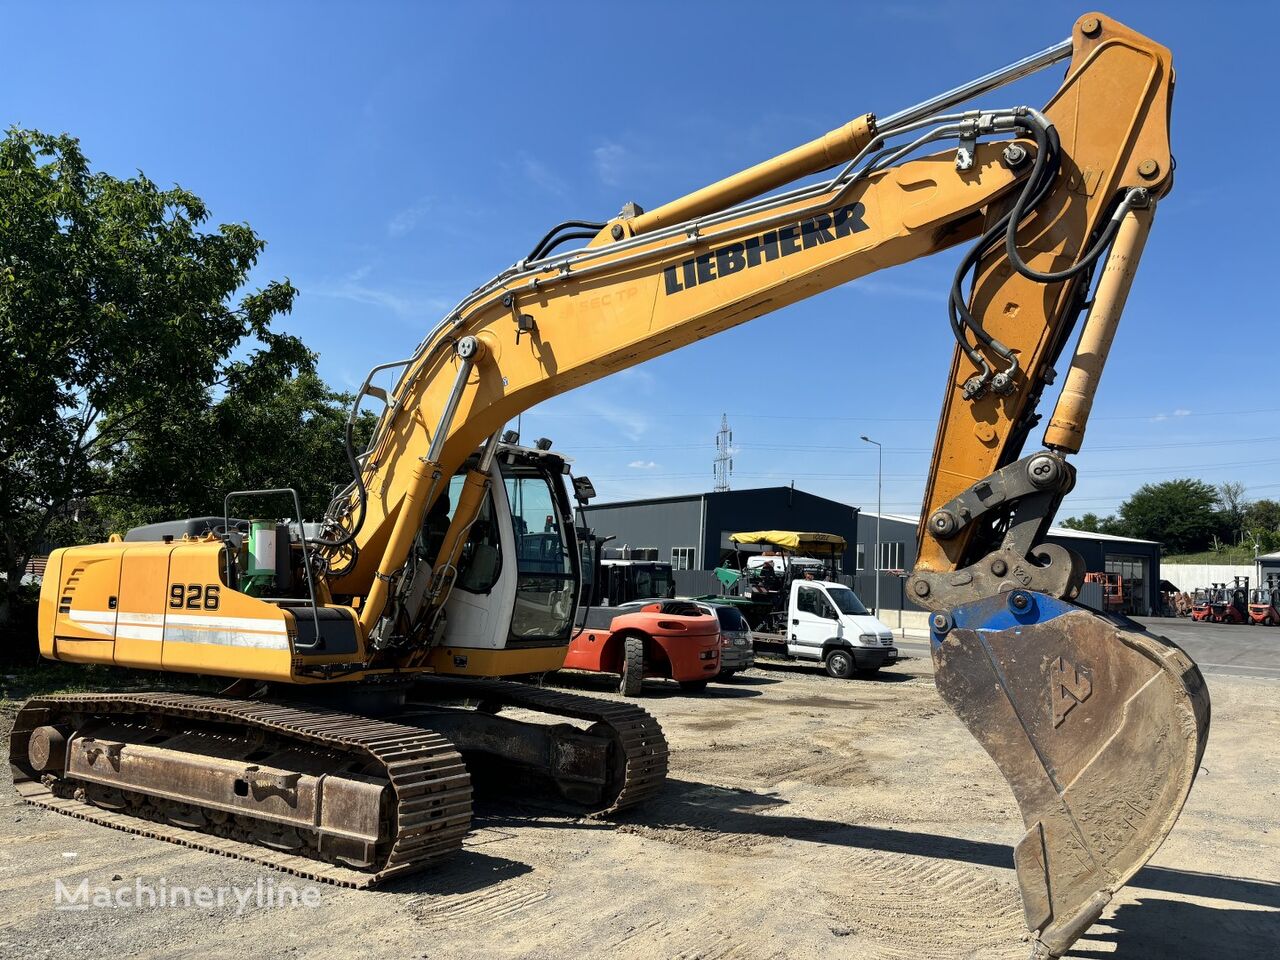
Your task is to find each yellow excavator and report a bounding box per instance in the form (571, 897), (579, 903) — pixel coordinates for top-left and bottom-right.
(13, 12), (1208, 957)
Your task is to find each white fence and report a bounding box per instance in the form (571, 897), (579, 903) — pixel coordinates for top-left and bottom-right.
(1161, 562), (1257, 591)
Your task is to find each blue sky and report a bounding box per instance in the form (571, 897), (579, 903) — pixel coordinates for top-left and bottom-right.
(11, 1), (1277, 520)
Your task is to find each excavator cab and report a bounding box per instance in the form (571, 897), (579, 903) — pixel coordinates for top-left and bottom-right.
(433, 440), (583, 671)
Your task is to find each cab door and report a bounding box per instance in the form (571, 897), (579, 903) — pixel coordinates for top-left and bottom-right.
(790, 583), (837, 659)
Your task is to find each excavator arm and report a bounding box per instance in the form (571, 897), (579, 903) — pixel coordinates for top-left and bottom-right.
(308, 14), (1206, 956)
(327, 12), (1170, 635)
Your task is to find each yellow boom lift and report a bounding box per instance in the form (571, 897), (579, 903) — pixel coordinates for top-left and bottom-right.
(14, 13), (1207, 957)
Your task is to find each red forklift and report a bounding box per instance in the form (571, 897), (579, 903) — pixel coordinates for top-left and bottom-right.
(1189, 588), (1214, 622)
(1209, 578), (1249, 624)
(1249, 575), (1280, 626)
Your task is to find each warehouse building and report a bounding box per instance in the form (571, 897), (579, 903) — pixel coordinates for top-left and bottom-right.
(580, 486), (1162, 616)
(1258, 552), (1280, 582)
(855, 512), (1162, 616)
(580, 486), (859, 583)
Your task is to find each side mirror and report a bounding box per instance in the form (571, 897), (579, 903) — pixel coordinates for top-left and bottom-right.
(573, 475), (597, 504)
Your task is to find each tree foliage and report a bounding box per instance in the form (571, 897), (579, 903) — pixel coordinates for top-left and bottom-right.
(88, 369), (376, 536)
(1062, 481), (1280, 556)
(1244, 498), (1280, 553)
(1058, 512), (1124, 536)
(1114, 479), (1221, 553)
(0, 127), (324, 619)
(1216, 481), (1248, 546)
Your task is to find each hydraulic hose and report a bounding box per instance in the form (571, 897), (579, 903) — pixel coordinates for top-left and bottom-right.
(526, 219), (608, 262)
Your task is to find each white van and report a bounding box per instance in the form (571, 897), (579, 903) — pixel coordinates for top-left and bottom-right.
(753, 579), (897, 678)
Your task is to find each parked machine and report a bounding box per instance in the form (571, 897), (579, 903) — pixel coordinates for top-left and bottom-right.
(1209, 578), (1249, 624)
(1190, 588), (1214, 622)
(566, 599), (720, 695)
(1248, 576), (1280, 626)
(578, 535), (677, 607)
(715, 530), (848, 630)
(15, 15), (1208, 957)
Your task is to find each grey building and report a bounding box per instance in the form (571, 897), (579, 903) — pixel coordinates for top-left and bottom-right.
(1257, 552), (1280, 584)
(579, 485), (1163, 615)
(580, 486), (860, 580)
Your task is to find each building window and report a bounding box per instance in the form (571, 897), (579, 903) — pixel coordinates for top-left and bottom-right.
(877, 541), (905, 571)
(855, 543), (866, 571)
(672, 547), (696, 571)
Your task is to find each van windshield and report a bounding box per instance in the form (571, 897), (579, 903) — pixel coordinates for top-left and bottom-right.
(827, 586), (869, 616)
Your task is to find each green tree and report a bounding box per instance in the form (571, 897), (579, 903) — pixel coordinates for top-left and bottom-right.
(1116, 478), (1220, 553)
(1059, 512), (1125, 535)
(0, 127), (305, 623)
(88, 368), (376, 537)
(1216, 481), (1248, 547)
(1244, 498), (1280, 553)
(90, 363), (373, 537)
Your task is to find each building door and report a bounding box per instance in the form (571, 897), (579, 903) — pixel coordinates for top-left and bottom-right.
(1105, 555), (1148, 615)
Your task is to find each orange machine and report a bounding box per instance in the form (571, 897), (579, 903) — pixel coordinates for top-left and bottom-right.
(566, 601), (721, 695)
(1190, 588), (1213, 621)
(1248, 578), (1280, 626)
(1083, 571), (1125, 612)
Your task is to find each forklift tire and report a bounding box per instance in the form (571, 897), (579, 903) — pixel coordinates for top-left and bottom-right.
(824, 648), (855, 679)
(679, 680), (710, 693)
(619, 636), (644, 697)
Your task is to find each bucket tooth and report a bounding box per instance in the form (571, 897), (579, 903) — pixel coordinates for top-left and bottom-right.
(931, 591), (1209, 957)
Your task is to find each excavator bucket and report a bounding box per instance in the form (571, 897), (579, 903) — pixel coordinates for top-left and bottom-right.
(931, 590), (1210, 958)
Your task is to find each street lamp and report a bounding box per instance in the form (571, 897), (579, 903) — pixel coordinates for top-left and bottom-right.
(860, 435), (882, 614)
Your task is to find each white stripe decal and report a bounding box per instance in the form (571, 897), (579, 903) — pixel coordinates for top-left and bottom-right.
(117, 611), (165, 625)
(65, 609), (290, 650)
(67, 611), (115, 636)
(166, 613), (287, 634)
(115, 624), (164, 641)
(68, 610), (116, 624)
(164, 627), (289, 650)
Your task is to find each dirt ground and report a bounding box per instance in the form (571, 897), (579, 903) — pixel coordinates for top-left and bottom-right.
(0, 652), (1276, 960)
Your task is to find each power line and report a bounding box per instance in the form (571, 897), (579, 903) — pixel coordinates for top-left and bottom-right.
(531, 405), (1280, 424)
(564, 434), (1280, 455)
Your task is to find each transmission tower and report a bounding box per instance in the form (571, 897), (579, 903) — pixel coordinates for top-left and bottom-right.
(713, 414), (733, 492)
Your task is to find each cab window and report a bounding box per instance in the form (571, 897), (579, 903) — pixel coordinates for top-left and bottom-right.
(443, 474), (503, 594)
(505, 468), (576, 639)
(797, 585), (836, 619)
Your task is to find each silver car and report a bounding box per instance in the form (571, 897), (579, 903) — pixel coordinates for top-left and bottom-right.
(695, 601), (755, 677)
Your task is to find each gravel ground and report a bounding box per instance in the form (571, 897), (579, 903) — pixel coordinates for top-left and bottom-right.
(0, 652), (1276, 960)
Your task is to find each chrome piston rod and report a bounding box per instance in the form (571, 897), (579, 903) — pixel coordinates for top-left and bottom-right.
(878, 38), (1072, 130)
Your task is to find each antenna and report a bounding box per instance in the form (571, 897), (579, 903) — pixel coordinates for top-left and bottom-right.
(713, 413), (733, 492)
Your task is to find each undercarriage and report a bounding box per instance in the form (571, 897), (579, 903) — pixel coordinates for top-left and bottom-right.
(9, 679), (668, 887)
